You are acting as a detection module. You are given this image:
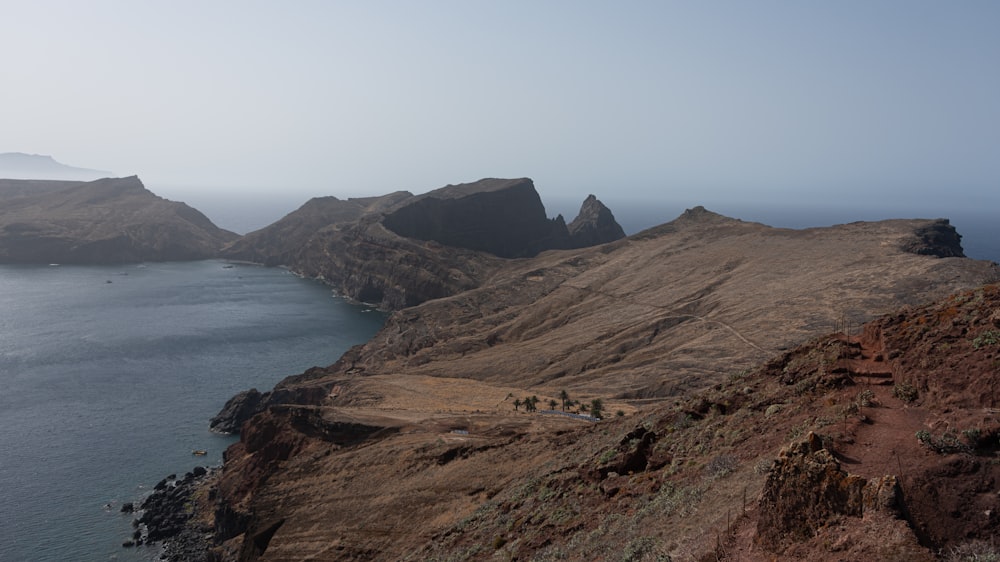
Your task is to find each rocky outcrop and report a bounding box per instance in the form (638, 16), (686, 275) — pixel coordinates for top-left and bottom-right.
(210, 389), (267, 434)
(221, 189), (500, 309)
(756, 432), (904, 549)
(382, 180), (626, 257)
(125, 467), (214, 561)
(901, 219), (965, 258)
(567, 194), (626, 248)
(293, 217), (502, 309)
(382, 178), (573, 258)
(223, 177), (623, 309)
(209, 368), (341, 435)
(0, 176), (237, 264)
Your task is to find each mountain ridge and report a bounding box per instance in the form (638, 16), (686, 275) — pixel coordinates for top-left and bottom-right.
(222, 177), (627, 309)
(0, 176), (237, 263)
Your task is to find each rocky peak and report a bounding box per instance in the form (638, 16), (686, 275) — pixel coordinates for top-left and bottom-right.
(567, 194), (626, 248)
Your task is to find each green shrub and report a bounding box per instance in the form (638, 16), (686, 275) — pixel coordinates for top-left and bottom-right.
(893, 381), (919, 403)
(598, 449), (617, 465)
(972, 330), (1000, 350)
(962, 428), (982, 449)
(917, 429), (968, 454)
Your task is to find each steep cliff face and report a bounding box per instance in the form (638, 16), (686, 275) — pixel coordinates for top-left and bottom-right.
(382, 178), (573, 258)
(0, 176), (237, 264)
(293, 218), (501, 309)
(567, 193), (626, 248)
(222, 177), (624, 309)
(901, 219), (966, 258)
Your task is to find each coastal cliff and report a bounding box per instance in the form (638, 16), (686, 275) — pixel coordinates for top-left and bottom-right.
(0, 176), (237, 264)
(222, 177), (626, 309)
(189, 207), (1000, 561)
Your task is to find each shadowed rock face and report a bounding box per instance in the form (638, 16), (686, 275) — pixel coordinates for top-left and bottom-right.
(382, 180), (627, 257)
(0, 176), (237, 264)
(567, 194), (626, 248)
(382, 178), (567, 258)
(222, 177), (625, 309)
(901, 219), (965, 258)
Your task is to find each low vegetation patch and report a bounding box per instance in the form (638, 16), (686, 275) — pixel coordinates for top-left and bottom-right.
(916, 429), (969, 454)
(972, 330), (1000, 350)
(943, 538), (1000, 562)
(893, 381), (919, 403)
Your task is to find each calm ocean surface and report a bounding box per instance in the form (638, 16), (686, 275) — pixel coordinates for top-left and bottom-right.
(0, 261), (386, 562)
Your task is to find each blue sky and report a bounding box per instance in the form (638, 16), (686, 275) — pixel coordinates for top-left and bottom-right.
(3, 1), (998, 221)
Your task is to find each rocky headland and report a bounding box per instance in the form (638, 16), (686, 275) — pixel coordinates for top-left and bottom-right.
(173, 193), (1000, 560)
(222, 177), (626, 309)
(0, 176), (237, 263)
(11, 164), (999, 558)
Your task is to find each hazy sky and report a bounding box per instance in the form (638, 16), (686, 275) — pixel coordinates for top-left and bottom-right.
(4, 1), (999, 216)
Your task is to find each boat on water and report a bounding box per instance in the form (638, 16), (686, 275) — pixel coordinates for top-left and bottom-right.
(192, 450), (207, 456)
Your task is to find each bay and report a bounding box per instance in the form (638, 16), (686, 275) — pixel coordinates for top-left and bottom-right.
(0, 261), (386, 562)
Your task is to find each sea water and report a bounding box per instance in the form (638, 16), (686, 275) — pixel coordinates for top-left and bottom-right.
(0, 261), (386, 561)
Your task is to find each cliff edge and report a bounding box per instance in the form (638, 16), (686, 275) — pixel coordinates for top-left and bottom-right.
(222, 177), (626, 309)
(0, 176), (237, 264)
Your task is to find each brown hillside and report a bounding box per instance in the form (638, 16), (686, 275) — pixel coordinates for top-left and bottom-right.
(407, 282), (1000, 561)
(0, 176), (237, 263)
(347, 207), (998, 400)
(159, 209), (1000, 561)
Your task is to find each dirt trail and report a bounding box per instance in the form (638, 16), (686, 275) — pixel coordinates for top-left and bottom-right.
(834, 334), (930, 480)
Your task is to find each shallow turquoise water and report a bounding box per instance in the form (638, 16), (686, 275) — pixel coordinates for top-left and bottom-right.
(0, 261), (386, 561)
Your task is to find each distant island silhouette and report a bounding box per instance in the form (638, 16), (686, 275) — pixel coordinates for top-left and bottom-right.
(0, 152), (111, 181)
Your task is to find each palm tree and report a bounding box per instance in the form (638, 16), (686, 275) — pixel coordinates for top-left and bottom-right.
(559, 390), (569, 411)
(590, 398), (604, 419)
(548, 399), (558, 411)
(513, 398), (522, 411)
(523, 396), (539, 413)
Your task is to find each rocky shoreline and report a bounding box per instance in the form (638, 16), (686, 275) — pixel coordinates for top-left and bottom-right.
(123, 466), (217, 561)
